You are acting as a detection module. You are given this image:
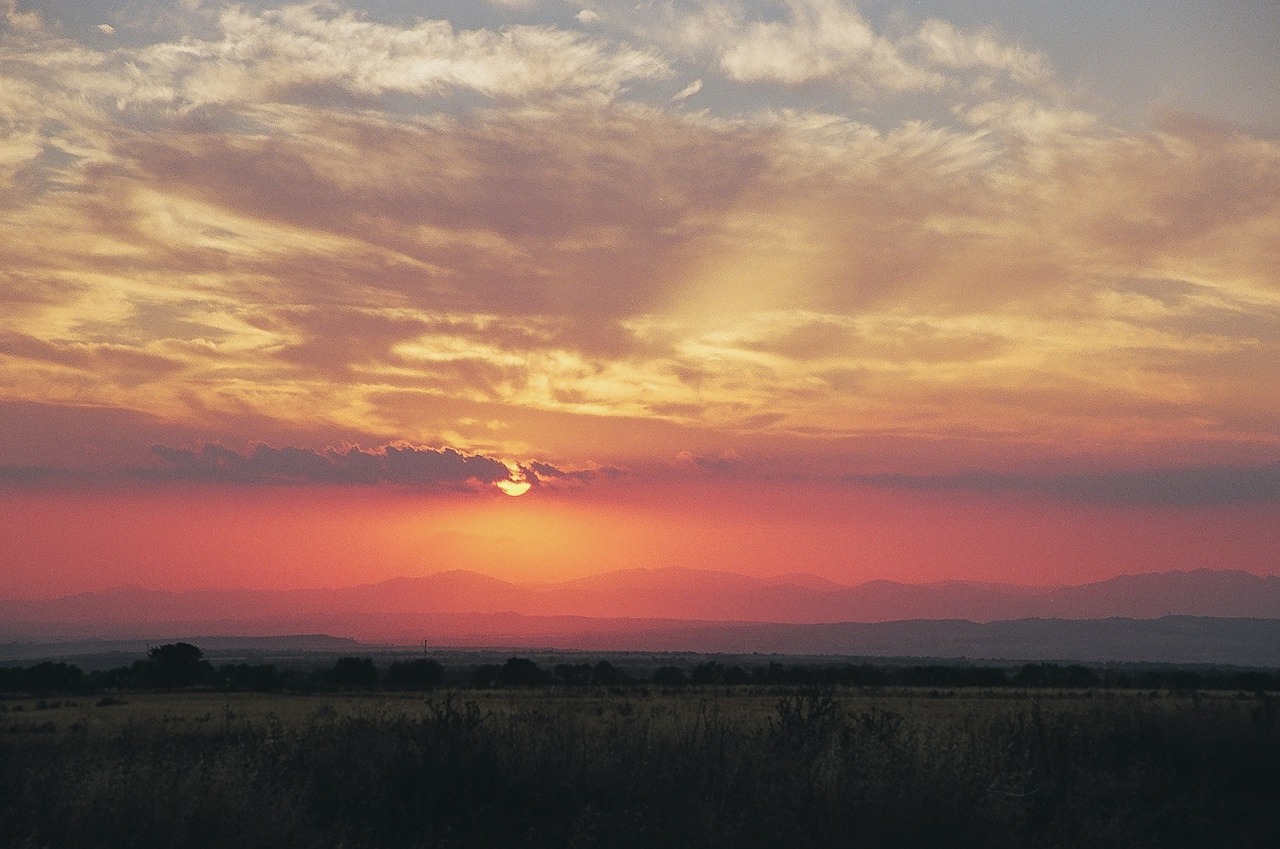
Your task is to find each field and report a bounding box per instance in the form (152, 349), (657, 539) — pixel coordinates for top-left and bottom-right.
(3, 686), (1278, 848)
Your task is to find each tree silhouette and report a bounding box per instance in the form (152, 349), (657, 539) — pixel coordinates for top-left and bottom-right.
(471, 664), (501, 688)
(554, 663), (593, 686)
(384, 658), (444, 690)
(652, 666), (686, 686)
(691, 661), (743, 685)
(331, 657), (379, 690)
(146, 642), (213, 688)
(495, 657), (548, 687)
(592, 660), (629, 686)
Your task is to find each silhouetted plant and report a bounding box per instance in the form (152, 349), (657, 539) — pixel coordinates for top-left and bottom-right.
(4, 691), (1280, 848)
(495, 657), (549, 687)
(592, 660), (629, 686)
(652, 666), (686, 686)
(471, 663), (501, 688)
(217, 663), (286, 692)
(384, 658), (444, 690)
(554, 662), (594, 686)
(145, 642), (214, 688)
(769, 689), (840, 747)
(329, 657), (379, 690)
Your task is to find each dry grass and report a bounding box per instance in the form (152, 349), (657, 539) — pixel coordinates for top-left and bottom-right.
(3, 687), (1277, 848)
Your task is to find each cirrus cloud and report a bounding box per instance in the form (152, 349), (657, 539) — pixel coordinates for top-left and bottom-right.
(0, 0), (1277, 485)
(43, 1), (671, 114)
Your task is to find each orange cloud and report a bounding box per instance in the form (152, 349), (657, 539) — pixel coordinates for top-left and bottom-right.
(0, 0), (1277, 495)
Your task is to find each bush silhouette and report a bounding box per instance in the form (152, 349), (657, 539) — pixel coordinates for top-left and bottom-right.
(146, 642), (213, 688)
(495, 657), (548, 687)
(384, 659), (444, 690)
(330, 657), (379, 690)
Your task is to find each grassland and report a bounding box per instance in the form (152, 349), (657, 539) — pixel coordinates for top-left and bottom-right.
(3, 685), (1278, 848)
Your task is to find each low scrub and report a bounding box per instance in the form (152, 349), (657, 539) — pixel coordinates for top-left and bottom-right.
(2, 690), (1277, 848)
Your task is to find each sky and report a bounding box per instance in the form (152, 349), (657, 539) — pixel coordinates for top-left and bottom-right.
(2, 0), (1279, 599)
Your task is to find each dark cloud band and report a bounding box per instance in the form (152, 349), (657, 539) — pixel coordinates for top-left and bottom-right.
(844, 463), (1280, 507)
(148, 443), (512, 488)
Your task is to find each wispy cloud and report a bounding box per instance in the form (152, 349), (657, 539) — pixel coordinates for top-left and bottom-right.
(912, 19), (1053, 91)
(65, 2), (670, 111)
(1, 0), (1277, 484)
(632, 0), (939, 94)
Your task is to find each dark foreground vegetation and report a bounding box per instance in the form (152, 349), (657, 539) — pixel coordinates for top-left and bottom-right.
(3, 687), (1279, 848)
(3, 645), (1280, 848)
(5, 641), (1280, 695)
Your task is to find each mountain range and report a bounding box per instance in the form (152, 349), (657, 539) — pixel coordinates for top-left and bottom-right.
(5, 567), (1280, 630)
(3, 568), (1280, 662)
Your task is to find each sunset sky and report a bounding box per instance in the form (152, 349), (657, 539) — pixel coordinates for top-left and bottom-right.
(2, 0), (1279, 599)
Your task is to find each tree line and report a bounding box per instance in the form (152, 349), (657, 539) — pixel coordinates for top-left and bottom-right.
(2, 642), (1278, 695)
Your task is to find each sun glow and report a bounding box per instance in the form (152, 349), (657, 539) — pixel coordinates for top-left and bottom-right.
(496, 479), (532, 497)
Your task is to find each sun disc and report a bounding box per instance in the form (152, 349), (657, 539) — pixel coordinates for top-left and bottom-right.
(496, 479), (532, 497)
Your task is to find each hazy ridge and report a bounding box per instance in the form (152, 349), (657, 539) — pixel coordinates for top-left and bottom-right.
(5, 566), (1279, 626)
(2, 568), (1279, 665)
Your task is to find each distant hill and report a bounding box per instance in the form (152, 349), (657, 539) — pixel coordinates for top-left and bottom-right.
(2, 568), (1279, 663)
(5, 567), (1280, 627)
(2, 614), (1276, 667)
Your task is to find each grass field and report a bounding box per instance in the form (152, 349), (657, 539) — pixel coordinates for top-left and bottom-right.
(0, 684), (1261, 734)
(3, 686), (1278, 848)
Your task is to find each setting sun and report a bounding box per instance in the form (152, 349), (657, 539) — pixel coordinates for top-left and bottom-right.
(496, 480), (532, 497)
(0, 0), (1277, 604)
(2, 2), (1278, 844)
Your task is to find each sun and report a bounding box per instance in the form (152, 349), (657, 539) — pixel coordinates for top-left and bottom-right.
(496, 479), (532, 497)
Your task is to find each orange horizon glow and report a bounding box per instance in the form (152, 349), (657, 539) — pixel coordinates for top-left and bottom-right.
(3, 479), (1278, 604)
(1, 1), (1278, 610)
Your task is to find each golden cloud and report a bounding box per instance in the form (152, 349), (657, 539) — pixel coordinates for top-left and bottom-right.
(1, 0), (1278, 479)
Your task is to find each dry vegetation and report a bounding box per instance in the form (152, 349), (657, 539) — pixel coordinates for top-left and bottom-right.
(3, 686), (1278, 848)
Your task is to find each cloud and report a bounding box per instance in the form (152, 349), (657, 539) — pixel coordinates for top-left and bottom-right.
(1, 1), (1278, 480)
(657, 0), (938, 94)
(140, 441), (619, 492)
(0, 464), (60, 484)
(0, 399), (256, 473)
(672, 78), (702, 100)
(272, 307), (433, 376)
(94, 2), (671, 109)
(0, 331), (185, 387)
(675, 449), (745, 474)
(2, 0), (40, 31)
(844, 463), (1280, 507)
(913, 19), (1052, 90)
(521, 459), (614, 485)
(149, 443), (515, 488)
